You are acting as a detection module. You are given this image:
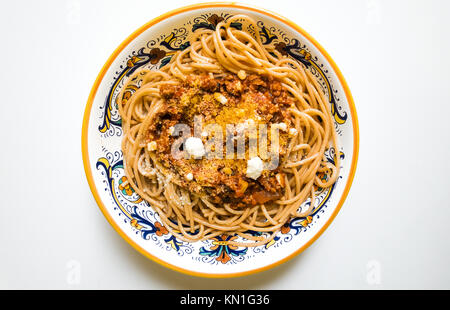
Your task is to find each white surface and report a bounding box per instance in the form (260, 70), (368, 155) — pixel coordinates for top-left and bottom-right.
(0, 0), (449, 289)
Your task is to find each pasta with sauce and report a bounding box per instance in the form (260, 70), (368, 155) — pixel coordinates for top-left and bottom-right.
(117, 14), (340, 247)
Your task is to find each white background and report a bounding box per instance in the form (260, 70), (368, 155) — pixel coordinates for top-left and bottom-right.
(1, 0), (449, 289)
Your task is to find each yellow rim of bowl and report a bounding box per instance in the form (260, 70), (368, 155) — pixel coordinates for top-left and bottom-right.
(81, 1), (360, 278)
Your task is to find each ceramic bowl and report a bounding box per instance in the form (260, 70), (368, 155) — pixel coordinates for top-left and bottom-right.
(82, 2), (359, 277)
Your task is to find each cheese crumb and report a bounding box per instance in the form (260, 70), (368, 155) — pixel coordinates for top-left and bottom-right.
(289, 128), (298, 136)
(168, 126), (175, 135)
(237, 70), (247, 80)
(246, 156), (264, 180)
(275, 173), (285, 187)
(185, 137), (206, 158)
(273, 122), (287, 131)
(186, 172), (193, 181)
(147, 141), (157, 151)
(214, 92), (228, 104)
(235, 81), (242, 91)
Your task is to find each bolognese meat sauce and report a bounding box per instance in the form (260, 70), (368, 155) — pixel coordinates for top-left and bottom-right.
(146, 73), (295, 207)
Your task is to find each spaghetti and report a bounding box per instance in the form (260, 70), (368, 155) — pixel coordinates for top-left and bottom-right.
(117, 14), (340, 247)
